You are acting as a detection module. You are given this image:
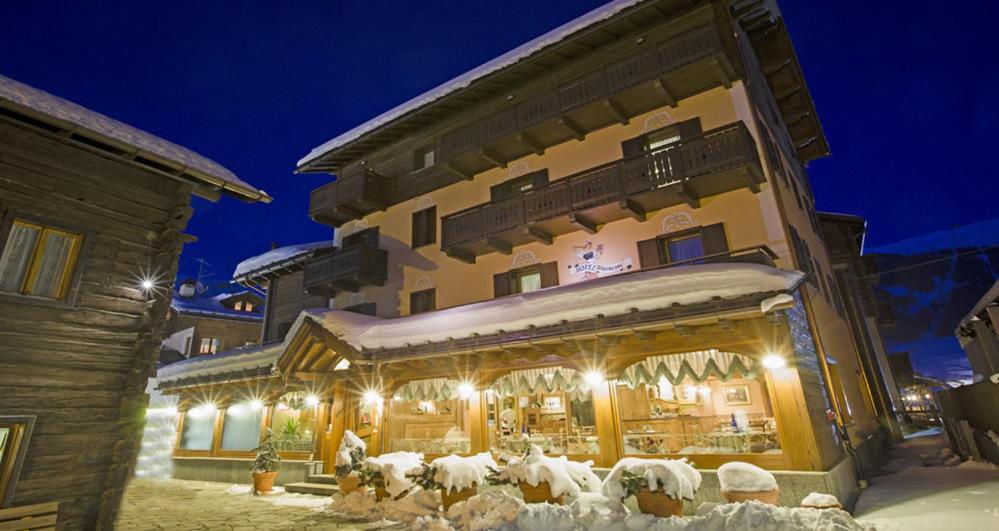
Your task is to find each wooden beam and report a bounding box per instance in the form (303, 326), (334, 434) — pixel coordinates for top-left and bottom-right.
(557, 117), (586, 141)
(679, 182), (700, 208)
(651, 77), (678, 108)
(620, 198), (646, 222)
(524, 224), (553, 245)
(569, 212), (598, 234)
(515, 133), (545, 156)
(446, 162), (473, 181)
(445, 248), (476, 264)
(485, 237), (513, 255)
(602, 98), (629, 125)
(478, 147), (507, 169)
(710, 57), (732, 89)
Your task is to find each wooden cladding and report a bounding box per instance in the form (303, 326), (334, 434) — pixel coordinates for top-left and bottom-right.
(310, 169), (389, 227)
(493, 262), (559, 298)
(441, 121), (763, 263)
(411, 206), (437, 249)
(302, 241), (388, 297)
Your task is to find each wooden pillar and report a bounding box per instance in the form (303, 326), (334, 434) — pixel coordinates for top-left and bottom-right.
(766, 366), (823, 470)
(326, 381), (349, 473)
(469, 391), (487, 454)
(592, 380), (621, 468)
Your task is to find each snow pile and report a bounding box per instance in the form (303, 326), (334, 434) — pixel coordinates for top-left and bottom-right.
(329, 490), (380, 519)
(516, 502), (577, 531)
(760, 293), (794, 313)
(312, 263), (802, 350)
(500, 445), (597, 498)
(614, 501), (872, 531)
(363, 451), (425, 498)
(335, 430), (366, 470)
(430, 453), (498, 493)
(445, 490), (524, 530)
(800, 492), (840, 508)
(602, 457), (702, 503)
(717, 462), (778, 492)
(381, 489), (441, 522)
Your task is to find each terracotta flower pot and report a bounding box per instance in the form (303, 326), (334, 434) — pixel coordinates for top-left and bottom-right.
(721, 487), (780, 506)
(801, 502), (843, 510)
(252, 471), (278, 494)
(337, 473), (365, 495)
(635, 488), (685, 517)
(440, 486), (477, 510)
(519, 481), (564, 505)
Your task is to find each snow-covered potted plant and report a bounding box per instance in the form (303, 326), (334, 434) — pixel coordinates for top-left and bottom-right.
(411, 453), (497, 510)
(717, 462), (779, 505)
(800, 492), (842, 510)
(498, 445), (599, 505)
(249, 428), (282, 495)
(334, 430), (367, 495)
(603, 457), (701, 517)
(361, 451), (424, 502)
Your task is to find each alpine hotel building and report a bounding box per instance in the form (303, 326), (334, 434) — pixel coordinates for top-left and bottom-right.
(157, 0), (897, 505)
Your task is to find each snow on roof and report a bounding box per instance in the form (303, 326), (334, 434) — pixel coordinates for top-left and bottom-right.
(306, 262), (804, 351)
(866, 217), (999, 256)
(0, 74), (270, 202)
(297, 0), (646, 168)
(232, 240), (334, 280)
(170, 290), (263, 321)
(957, 279), (999, 330)
(157, 342), (282, 384)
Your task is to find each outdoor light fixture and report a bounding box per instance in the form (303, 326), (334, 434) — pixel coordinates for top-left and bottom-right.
(457, 382), (475, 399)
(762, 354), (787, 369)
(305, 394), (320, 407)
(140, 278), (155, 291)
(250, 400), (264, 411)
(584, 371), (605, 386)
(362, 390), (382, 405)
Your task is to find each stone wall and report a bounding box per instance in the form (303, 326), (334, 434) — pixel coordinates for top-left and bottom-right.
(172, 457), (312, 486)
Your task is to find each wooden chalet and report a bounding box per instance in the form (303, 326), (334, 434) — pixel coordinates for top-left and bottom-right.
(157, 0), (894, 506)
(0, 74), (269, 528)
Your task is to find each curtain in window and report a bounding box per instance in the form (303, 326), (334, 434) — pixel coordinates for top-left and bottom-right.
(27, 231), (75, 298)
(220, 404), (262, 451)
(667, 236), (704, 263)
(0, 223), (40, 292)
(519, 272), (542, 293)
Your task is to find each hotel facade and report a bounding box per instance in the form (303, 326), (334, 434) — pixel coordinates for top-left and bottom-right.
(157, 0), (896, 503)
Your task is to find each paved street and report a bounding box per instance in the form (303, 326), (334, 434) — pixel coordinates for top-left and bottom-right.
(116, 478), (389, 530)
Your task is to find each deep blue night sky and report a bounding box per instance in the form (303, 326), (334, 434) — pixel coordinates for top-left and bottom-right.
(3, 1), (997, 284)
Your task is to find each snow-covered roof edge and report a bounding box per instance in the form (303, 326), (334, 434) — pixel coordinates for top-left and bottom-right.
(297, 0), (647, 168)
(157, 342), (282, 384)
(0, 74), (270, 203)
(232, 240), (335, 280)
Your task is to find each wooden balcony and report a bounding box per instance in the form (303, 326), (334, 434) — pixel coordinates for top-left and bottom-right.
(302, 244), (388, 297)
(441, 122), (763, 263)
(310, 169), (389, 227)
(439, 24), (738, 178)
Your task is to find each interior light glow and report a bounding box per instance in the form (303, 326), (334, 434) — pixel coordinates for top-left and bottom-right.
(457, 382), (475, 399)
(250, 400), (264, 411)
(762, 354), (787, 369)
(584, 371), (605, 386)
(188, 403), (216, 418)
(698, 385), (711, 396)
(305, 394), (320, 407)
(362, 390), (382, 405)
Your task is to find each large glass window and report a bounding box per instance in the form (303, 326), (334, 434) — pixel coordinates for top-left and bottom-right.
(180, 405), (217, 451)
(486, 368), (600, 456)
(388, 379), (471, 454)
(617, 350), (781, 456)
(220, 402), (262, 451)
(269, 393), (317, 452)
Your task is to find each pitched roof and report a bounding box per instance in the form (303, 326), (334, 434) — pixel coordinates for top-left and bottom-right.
(232, 240), (335, 281)
(297, 0), (647, 170)
(157, 342), (282, 385)
(0, 74), (270, 203)
(170, 290), (263, 321)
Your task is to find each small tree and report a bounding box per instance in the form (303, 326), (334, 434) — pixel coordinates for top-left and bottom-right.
(250, 428), (282, 488)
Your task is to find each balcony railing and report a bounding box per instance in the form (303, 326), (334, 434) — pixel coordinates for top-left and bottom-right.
(310, 169), (390, 228)
(441, 122), (763, 262)
(302, 244), (388, 297)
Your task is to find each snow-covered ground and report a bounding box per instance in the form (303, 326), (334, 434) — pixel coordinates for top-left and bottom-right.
(855, 429), (999, 530)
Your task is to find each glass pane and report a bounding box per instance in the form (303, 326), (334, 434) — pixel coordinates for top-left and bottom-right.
(667, 236), (704, 263)
(220, 403), (262, 451)
(27, 230), (76, 298)
(488, 390), (600, 456)
(180, 411), (216, 450)
(0, 223), (40, 293)
(618, 374), (781, 456)
(270, 395), (316, 452)
(519, 272), (542, 293)
(647, 133), (681, 151)
(387, 397), (471, 454)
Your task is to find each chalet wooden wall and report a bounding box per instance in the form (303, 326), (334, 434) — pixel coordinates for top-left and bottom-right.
(0, 120), (191, 529)
(264, 271), (327, 343)
(172, 313), (262, 355)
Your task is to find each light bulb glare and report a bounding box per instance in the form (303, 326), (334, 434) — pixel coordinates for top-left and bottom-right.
(762, 354), (787, 369)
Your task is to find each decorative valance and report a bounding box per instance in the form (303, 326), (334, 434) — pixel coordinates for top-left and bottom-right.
(618, 350), (755, 388)
(490, 367), (592, 399)
(395, 378), (459, 401)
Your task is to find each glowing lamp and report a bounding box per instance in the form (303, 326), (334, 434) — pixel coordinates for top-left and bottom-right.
(250, 400), (264, 411)
(762, 354), (787, 369)
(584, 371), (605, 386)
(457, 382), (475, 399)
(140, 279), (155, 291)
(362, 390), (382, 405)
(305, 394), (320, 407)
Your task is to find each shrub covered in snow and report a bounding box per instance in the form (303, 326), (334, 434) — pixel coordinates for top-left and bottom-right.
(495, 444), (600, 498)
(413, 453), (499, 494)
(717, 461), (778, 492)
(334, 430), (366, 477)
(602, 457), (702, 503)
(362, 451), (425, 498)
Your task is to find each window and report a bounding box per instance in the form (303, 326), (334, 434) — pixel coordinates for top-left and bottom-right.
(220, 402), (262, 451)
(183, 336), (192, 356)
(490, 170), (549, 202)
(270, 393), (318, 452)
(826, 361), (853, 424)
(0, 416), (35, 507)
(0, 219), (83, 300)
(388, 379), (471, 454)
(234, 301), (244, 311)
(493, 262), (558, 298)
(199, 337), (220, 355)
(411, 207), (437, 249)
(413, 145), (436, 171)
(637, 224), (727, 269)
(245, 302), (254, 312)
(180, 406), (217, 451)
(410, 288), (436, 315)
(620, 118), (702, 158)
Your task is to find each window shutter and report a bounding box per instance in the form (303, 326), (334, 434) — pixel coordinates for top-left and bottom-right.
(701, 223), (729, 256)
(637, 238), (664, 269)
(539, 262), (559, 288)
(425, 207), (437, 246)
(674, 118), (703, 140)
(621, 136), (645, 158)
(493, 271), (511, 298)
(410, 289), (436, 314)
